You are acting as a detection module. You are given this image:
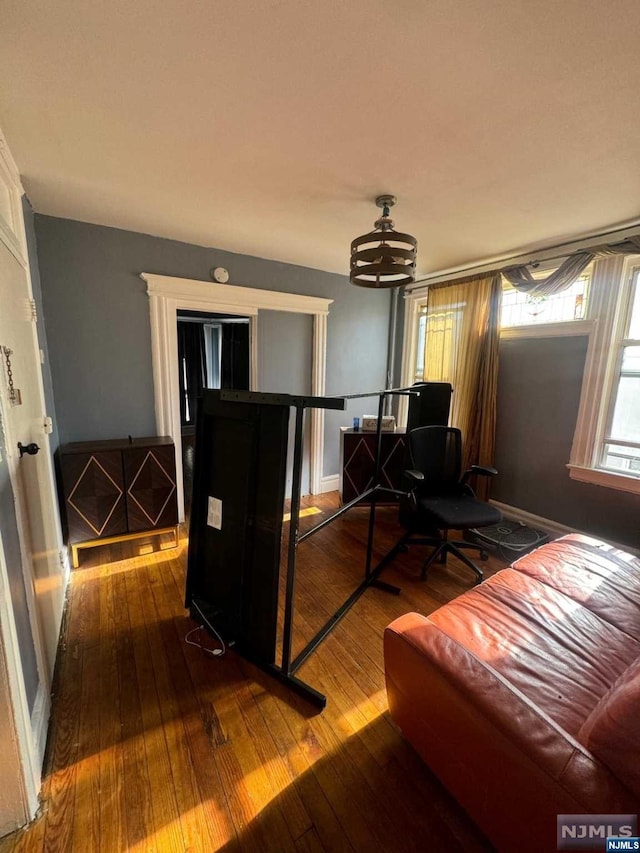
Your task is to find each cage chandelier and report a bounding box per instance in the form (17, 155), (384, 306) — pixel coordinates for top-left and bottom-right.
(349, 195), (417, 288)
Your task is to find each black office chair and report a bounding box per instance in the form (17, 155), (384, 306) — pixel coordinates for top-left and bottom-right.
(394, 425), (502, 584)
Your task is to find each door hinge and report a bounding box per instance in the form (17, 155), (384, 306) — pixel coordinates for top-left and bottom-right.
(43, 416), (53, 435)
(30, 299), (38, 322)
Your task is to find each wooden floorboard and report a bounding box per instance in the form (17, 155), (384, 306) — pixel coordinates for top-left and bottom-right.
(2, 493), (505, 852)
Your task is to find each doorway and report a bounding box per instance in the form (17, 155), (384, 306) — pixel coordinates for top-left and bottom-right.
(177, 311), (251, 518)
(144, 273), (333, 521)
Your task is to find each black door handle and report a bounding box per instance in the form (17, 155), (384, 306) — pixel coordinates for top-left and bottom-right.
(18, 442), (40, 457)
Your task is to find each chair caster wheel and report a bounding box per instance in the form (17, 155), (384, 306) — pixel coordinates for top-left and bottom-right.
(480, 551), (489, 561)
(398, 544), (408, 553)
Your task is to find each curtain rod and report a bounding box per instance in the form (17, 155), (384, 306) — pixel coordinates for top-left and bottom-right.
(405, 220), (640, 294)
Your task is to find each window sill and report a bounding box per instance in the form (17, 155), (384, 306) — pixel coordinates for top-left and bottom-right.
(567, 464), (640, 495)
(500, 319), (594, 340)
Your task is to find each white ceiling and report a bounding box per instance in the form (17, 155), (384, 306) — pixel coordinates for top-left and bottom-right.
(2, 0), (640, 277)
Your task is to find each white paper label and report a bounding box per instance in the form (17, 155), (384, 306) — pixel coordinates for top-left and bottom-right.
(207, 496), (222, 530)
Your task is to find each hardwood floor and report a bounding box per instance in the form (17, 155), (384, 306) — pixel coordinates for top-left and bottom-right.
(2, 493), (508, 852)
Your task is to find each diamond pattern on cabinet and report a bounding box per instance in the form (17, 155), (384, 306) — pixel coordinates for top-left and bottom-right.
(340, 430), (407, 504)
(126, 450), (177, 527)
(67, 456), (124, 537)
(344, 437), (377, 497)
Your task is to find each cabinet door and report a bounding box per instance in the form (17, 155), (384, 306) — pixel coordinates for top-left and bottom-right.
(123, 444), (178, 532)
(61, 450), (127, 543)
(341, 432), (406, 503)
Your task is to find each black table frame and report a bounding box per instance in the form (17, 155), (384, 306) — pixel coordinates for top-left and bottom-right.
(219, 386), (418, 709)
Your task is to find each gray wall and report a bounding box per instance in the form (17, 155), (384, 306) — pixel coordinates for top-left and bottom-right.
(493, 336), (639, 551)
(34, 216), (390, 477)
(259, 311), (312, 494)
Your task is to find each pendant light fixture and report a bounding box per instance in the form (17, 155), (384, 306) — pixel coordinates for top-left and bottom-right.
(350, 195), (417, 288)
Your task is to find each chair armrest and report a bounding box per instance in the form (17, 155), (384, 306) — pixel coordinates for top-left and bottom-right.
(404, 469), (425, 483)
(461, 464), (497, 485)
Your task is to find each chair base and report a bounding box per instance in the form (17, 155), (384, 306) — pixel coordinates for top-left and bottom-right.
(389, 530), (486, 585)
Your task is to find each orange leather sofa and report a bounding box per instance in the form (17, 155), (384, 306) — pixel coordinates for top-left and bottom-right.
(384, 534), (640, 852)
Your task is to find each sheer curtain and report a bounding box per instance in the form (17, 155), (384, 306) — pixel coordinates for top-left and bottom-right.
(420, 273), (501, 497)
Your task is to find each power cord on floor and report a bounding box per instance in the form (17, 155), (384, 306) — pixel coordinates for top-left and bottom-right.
(185, 598), (226, 657)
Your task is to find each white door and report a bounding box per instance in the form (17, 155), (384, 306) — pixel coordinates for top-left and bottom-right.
(0, 133), (65, 828)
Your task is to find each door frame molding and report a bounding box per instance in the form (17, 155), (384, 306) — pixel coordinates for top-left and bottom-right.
(142, 273), (333, 521)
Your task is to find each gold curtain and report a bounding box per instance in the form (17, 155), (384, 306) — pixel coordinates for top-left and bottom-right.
(420, 273), (501, 498)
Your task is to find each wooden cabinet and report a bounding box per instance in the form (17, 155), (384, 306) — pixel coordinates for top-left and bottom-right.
(339, 428), (407, 503)
(59, 436), (179, 566)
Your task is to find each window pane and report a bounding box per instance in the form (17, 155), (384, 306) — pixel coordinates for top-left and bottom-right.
(627, 270), (640, 339)
(601, 443), (640, 476)
(621, 345), (640, 373)
(609, 346), (640, 443)
(500, 275), (589, 328)
(414, 312), (426, 381)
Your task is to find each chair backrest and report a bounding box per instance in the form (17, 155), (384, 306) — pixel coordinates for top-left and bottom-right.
(409, 426), (462, 494)
(406, 382), (452, 433)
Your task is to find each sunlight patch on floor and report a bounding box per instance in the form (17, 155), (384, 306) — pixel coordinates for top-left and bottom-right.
(337, 689), (387, 733)
(283, 506), (322, 523)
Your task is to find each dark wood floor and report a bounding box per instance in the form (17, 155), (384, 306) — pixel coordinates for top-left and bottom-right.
(1, 493), (508, 852)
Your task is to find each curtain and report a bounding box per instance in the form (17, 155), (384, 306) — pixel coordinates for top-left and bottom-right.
(503, 236), (640, 298)
(177, 322), (207, 425)
(421, 273), (501, 498)
(221, 323), (250, 390)
(504, 252), (593, 296)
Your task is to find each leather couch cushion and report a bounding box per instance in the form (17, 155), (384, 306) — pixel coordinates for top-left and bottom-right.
(578, 656), (640, 799)
(512, 534), (640, 641)
(427, 567), (640, 737)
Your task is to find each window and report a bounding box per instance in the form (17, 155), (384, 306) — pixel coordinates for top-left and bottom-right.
(598, 265), (640, 476)
(569, 254), (640, 494)
(401, 253), (640, 496)
(414, 301), (463, 383)
(203, 323), (222, 389)
(501, 272), (590, 329)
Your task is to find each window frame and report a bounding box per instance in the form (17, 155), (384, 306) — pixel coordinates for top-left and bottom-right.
(568, 253), (640, 495)
(499, 266), (593, 338)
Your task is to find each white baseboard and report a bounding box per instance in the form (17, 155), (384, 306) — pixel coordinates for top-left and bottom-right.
(490, 499), (640, 556)
(319, 475), (340, 494)
(489, 500), (575, 540)
(30, 682), (50, 772)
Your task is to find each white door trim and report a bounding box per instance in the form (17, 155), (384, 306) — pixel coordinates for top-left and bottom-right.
(142, 273), (333, 520)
